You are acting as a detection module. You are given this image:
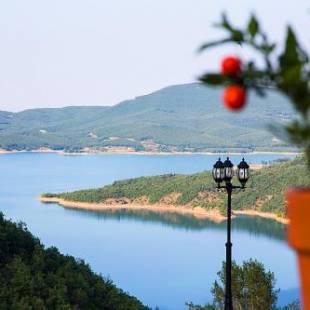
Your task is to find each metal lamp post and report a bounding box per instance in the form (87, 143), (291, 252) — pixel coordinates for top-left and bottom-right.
(212, 157), (250, 310)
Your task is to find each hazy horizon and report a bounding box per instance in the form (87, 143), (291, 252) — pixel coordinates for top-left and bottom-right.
(0, 82), (196, 113)
(1, 0), (309, 112)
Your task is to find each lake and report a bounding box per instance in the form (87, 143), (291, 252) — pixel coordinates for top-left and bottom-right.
(0, 152), (300, 309)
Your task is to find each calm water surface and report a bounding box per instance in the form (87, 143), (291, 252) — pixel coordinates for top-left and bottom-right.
(0, 153), (300, 309)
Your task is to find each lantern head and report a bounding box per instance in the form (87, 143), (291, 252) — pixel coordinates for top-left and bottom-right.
(212, 158), (224, 185)
(223, 157), (234, 182)
(237, 158), (250, 187)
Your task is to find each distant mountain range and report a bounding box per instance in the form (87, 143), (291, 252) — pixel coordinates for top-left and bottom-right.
(0, 83), (295, 152)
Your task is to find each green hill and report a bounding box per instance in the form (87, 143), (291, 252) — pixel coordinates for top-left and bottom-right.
(43, 157), (310, 219)
(0, 83), (295, 152)
(0, 213), (147, 309)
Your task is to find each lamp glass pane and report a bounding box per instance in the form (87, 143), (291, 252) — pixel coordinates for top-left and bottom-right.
(239, 168), (245, 180)
(225, 167), (232, 178)
(213, 168), (222, 181)
(212, 168), (216, 179)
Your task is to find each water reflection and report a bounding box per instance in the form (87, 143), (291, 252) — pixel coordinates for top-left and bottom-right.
(59, 206), (286, 241)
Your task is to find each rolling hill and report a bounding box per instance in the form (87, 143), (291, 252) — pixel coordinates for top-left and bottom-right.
(0, 83), (295, 152)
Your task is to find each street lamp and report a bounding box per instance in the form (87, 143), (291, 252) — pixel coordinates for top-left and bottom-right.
(212, 157), (250, 310)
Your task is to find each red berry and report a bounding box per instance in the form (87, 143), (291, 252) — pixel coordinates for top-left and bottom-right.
(223, 85), (247, 111)
(221, 56), (242, 76)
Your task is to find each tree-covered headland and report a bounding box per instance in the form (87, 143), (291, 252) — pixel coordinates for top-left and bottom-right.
(43, 157), (309, 219)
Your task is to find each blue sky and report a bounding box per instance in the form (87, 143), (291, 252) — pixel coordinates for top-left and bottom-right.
(1, 0), (309, 111)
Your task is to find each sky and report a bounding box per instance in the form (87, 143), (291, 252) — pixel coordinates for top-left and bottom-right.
(0, 0), (309, 112)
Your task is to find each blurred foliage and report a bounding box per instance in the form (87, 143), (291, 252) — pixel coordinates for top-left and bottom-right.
(187, 260), (300, 310)
(199, 14), (310, 166)
(44, 157), (310, 218)
(0, 213), (147, 309)
(211, 259), (278, 310)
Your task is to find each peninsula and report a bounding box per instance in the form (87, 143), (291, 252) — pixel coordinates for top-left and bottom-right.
(41, 157), (308, 224)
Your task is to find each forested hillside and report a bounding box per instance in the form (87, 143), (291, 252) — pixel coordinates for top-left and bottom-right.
(0, 213), (147, 309)
(0, 83), (294, 152)
(43, 157), (310, 218)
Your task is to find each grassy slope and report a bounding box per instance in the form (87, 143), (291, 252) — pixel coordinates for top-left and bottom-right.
(0, 213), (147, 309)
(0, 83), (294, 151)
(44, 157), (310, 218)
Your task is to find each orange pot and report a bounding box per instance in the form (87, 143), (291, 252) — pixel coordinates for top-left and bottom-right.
(287, 188), (310, 310)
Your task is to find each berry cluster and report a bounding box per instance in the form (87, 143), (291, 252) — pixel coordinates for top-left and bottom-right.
(221, 56), (246, 111)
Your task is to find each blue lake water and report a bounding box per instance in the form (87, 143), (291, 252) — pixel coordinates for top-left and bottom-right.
(0, 153), (300, 309)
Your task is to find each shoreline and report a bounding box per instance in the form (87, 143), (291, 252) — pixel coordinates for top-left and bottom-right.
(0, 148), (300, 157)
(234, 210), (288, 224)
(40, 197), (288, 225)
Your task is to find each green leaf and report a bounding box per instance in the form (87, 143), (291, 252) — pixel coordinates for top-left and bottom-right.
(231, 30), (244, 43)
(261, 43), (276, 55)
(199, 74), (227, 85)
(248, 15), (259, 38)
(279, 26), (303, 69)
(220, 13), (233, 31)
(198, 38), (231, 52)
